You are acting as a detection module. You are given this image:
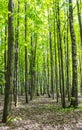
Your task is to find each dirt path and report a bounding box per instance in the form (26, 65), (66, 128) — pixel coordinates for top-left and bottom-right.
(0, 95), (82, 130)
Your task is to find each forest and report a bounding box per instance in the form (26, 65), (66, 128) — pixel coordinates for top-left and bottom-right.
(0, 0), (82, 129)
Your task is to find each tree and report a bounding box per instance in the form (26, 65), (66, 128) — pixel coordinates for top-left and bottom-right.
(66, 13), (70, 101)
(77, 0), (82, 95)
(1, 0), (82, 115)
(57, 1), (65, 108)
(24, 1), (28, 103)
(2, 0), (14, 122)
(69, 0), (78, 107)
(14, 0), (20, 106)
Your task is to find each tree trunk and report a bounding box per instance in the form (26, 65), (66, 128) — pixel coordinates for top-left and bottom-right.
(30, 35), (34, 100)
(47, 40), (50, 97)
(36, 58), (39, 96)
(24, 2), (28, 103)
(53, 5), (59, 102)
(69, 0), (78, 107)
(25, 46), (28, 103)
(49, 32), (54, 99)
(77, 0), (82, 95)
(57, 1), (65, 108)
(66, 14), (70, 101)
(47, 8), (54, 98)
(14, 0), (20, 106)
(2, 0), (14, 123)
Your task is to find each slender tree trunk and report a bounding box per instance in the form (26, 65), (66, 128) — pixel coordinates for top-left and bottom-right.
(77, 0), (82, 95)
(2, 0), (14, 123)
(53, 6), (59, 102)
(54, 33), (59, 102)
(25, 46), (28, 103)
(33, 33), (37, 95)
(47, 9), (54, 98)
(30, 32), (37, 99)
(30, 35), (33, 100)
(49, 32), (54, 99)
(77, 0), (82, 47)
(57, 1), (65, 108)
(47, 40), (50, 97)
(36, 58), (39, 96)
(66, 15), (70, 101)
(40, 74), (43, 95)
(24, 2), (28, 103)
(14, 0), (20, 106)
(69, 0), (78, 107)
(43, 55), (46, 95)
(57, 32), (62, 96)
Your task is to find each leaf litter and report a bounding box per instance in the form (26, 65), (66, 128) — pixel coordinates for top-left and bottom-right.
(0, 95), (82, 130)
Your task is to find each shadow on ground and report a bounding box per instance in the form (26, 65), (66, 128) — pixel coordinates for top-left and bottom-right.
(0, 95), (82, 130)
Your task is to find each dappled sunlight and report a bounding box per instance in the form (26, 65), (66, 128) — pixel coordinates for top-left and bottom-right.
(0, 95), (82, 129)
(0, 0), (82, 129)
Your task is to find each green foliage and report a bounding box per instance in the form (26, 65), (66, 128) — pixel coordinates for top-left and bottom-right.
(71, 97), (76, 101)
(78, 106), (82, 110)
(61, 107), (75, 114)
(0, 0), (82, 107)
(7, 115), (22, 123)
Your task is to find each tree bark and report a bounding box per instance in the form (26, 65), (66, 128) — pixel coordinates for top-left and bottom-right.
(24, 2), (28, 103)
(66, 17), (70, 101)
(69, 0), (78, 107)
(77, 0), (82, 95)
(57, 1), (65, 108)
(2, 0), (14, 123)
(14, 0), (20, 106)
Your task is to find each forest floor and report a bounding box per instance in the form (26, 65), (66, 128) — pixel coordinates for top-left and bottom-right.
(0, 95), (82, 130)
